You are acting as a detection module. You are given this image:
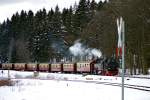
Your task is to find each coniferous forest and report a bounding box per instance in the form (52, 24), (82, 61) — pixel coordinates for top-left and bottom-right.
(0, 0), (150, 74)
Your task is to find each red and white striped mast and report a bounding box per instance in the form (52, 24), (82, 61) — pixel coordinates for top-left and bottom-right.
(117, 17), (123, 58)
(117, 17), (125, 100)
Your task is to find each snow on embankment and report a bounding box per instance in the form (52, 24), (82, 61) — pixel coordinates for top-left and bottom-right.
(0, 70), (150, 87)
(0, 70), (150, 100)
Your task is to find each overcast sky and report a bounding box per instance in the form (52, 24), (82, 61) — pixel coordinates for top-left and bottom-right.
(0, 0), (104, 23)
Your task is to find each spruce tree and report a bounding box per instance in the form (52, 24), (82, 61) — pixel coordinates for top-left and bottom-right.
(97, 1), (103, 11)
(29, 9), (50, 62)
(0, 20), (11, 62)
(89, 0), (97, 19)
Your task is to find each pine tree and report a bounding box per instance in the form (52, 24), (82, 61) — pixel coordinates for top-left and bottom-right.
(47, 8), (54, 32)
(19, 10), (28, 38)
(29, 9), (50, 62)
(8, 12), (20, 63)
(90, 0), (97, 12)
(89, 0), (98, 19)
(74, 0), (89, 31)
(97, 1), (104, 11)
(0, 20), (11, 62)
(14, 10), (31, 62)
(67, 6), (74, 33)
(51, 5), (62, 36)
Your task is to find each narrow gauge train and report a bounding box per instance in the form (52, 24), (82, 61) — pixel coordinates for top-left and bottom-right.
(0, 58), (119, 76)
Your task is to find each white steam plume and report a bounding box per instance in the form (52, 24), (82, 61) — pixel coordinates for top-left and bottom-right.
(69, 40), (102, 58)
(91, 49), (102, 58)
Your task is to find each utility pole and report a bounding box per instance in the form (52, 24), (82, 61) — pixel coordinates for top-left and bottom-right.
(121, 17), (125, 100)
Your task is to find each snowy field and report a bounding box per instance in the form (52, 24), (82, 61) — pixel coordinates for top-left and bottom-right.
(0, 70), (150, 100)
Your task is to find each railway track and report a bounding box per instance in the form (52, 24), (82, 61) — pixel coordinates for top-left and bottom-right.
(64, 79), (150, 92)
(95, 81), (150, 92)
(11, 77), (149, 92)
(129, 76), (150, 79)
(1, 77), (150, 92)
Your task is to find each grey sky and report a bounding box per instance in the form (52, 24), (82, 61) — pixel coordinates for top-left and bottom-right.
(0, 0), (45, 5)
(0, 0), (25, 5)
(0, 0), (103, 23)
(0, 0), (48, 6)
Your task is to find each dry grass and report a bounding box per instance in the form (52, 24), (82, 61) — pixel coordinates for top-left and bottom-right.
(0, 79), (13, 86)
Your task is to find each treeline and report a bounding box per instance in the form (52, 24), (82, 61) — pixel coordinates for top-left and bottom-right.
(81, 0), (150, 74)
(0, 0), (105, 63)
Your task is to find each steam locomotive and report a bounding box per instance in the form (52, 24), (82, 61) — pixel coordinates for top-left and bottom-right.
(0, 57), (119, 76)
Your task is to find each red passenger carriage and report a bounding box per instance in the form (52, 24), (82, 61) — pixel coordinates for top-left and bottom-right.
(2, 63), (13, 70)
(38, 63), (50, 72)
(51, 63), (63, 72)
(76, 61), (94, 73)
(26, 63), (37, 71)
(63, 63), (76, 73)
(14, 63), (26, 71)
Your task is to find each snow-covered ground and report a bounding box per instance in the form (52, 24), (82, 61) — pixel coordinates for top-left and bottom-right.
(0, 70), (150, 100)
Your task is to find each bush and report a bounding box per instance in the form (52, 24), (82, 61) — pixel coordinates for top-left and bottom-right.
(0, 79), (13, 86)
